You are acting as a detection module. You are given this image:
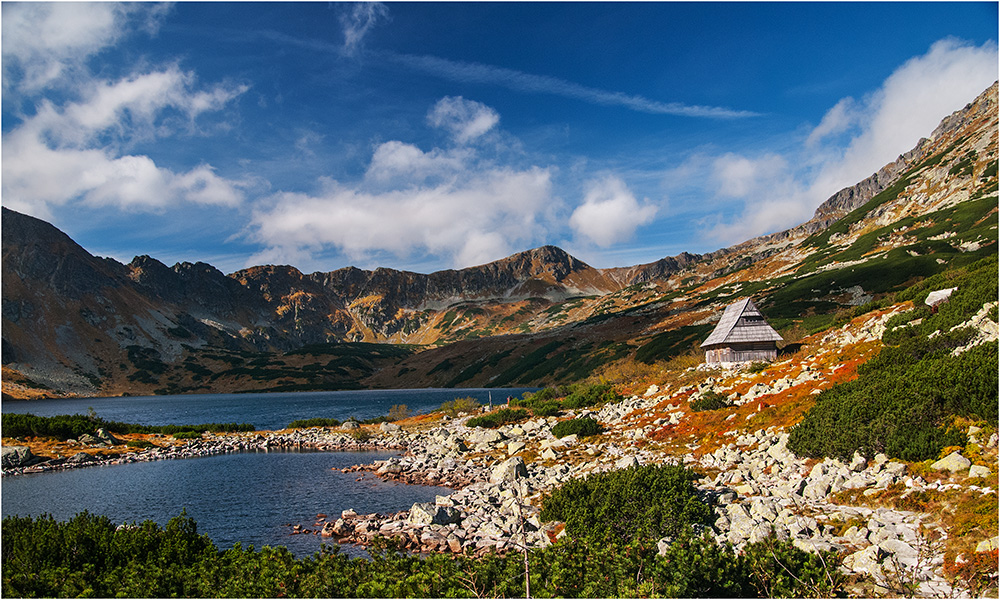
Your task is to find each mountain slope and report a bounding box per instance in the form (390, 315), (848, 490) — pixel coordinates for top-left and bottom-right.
(2, 82), (996, 398)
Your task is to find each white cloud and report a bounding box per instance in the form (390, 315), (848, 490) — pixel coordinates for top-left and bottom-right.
(806, 97), (858, 147)
(570, 176), (657, 247)
(340, 2), (389, 56)
(687, 38), (999, 247)
(365, 141), (468, 183)
(810, 37), (999, 196)
(2, 3), (169, 92)
(2, 68), (249, 216)
(249, 164), (553, 269)
(712, 153), (793, 199)
(427, 96), (500, 144)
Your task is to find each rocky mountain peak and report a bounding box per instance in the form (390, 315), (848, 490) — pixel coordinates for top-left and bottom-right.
(812, 81), (998, 223)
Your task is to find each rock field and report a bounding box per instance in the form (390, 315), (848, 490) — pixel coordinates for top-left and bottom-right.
(2, 308), (997, 597)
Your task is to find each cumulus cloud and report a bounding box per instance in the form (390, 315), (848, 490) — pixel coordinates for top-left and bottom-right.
(249, 164), (553, 269)
(569, 176), (657, 247)
(340, 2), (389, 56)
(809, 37), (999, 196)
(688, 37), (999, 247)
(427, 96), (500, 144)
(365, 141), (469, 184)
(2, 68), (249, 217)
(2, 3), (169, 92)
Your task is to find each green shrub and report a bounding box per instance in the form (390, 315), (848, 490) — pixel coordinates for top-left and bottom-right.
(690, 391), (733, 412)
(125, 440), (154, 449)
(0, 414), (254, 440)
(171, 431), (203, 439)
(746, 361), (770, 374)
(439, 396), (481, 418)
(287, 417), (341, 429)
(0, 511), (846, 598)
(551, 418), (603, 438)
(788, 259), (998, 462)
(531, 402), (562, 417)
(540, 464), (712, 545)
(349, 429), (371, 443)
(465, 408), (528, 429)
(562, 383), (622, 409)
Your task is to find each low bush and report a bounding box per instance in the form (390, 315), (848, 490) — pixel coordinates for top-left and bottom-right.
(439, 396), (481, 418)
(540, 463), (712, 545)
(125, 440), (154, 449)
(465, 408), (528, 429)
(690, 391), (733, 412)
(1, 511), (846, 598)
(0, 414), (255, 440)
(171, 431), (203, 440)
(789, 258), (999, 462)
(510, 383), (621, 415)
(287, 417), (341, 429)
(551, 417), (603, 439)
(531, 401), (562, 417)
(562, 383), (622, 409)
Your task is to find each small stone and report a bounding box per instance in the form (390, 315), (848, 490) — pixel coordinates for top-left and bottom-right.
(969, 465), (991, 479)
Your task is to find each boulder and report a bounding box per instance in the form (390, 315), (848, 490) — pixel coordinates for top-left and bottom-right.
(615, 456), (639, 469)
(802, 478), (831, 500)
(968, 465), (991, 479)
(408, 502), (462, 526)
(1, 446), (41, 469)
(490, 457), (528, 484)
(78, 433), (99, 445)
(931, 451), (971, 473)
(507, 441), (526, 456)
(849, 452), (868, 472)
(329, 519), (353, 536)
(65, 452), (95, 464)
(842, 545), (888, 575)
(95, 428), (121, 445)
(879, 539), (919, 568)
(341, 421), (360, 430)
(380, 422), (402, 433)
(466, 429), (505, 445)
(656, 536), (673, 555)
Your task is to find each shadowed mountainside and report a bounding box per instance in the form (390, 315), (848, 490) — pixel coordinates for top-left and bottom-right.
(2, 82), (996, 397)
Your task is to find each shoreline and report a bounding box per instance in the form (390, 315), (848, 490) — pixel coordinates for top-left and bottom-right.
(3, 355), (997, 596)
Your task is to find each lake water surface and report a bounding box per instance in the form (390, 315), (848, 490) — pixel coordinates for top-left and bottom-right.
(1, 387), (534, 431)
(1, 388), (534, 556)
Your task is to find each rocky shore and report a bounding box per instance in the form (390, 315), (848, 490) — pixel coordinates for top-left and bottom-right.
(3, 306), (997, 598)
(1, 428), (404, 475)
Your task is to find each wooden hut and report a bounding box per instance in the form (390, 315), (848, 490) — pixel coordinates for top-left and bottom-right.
(700, 298), (783, 366)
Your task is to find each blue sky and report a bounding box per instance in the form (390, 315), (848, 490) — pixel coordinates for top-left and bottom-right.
(3, 2), (997, 274)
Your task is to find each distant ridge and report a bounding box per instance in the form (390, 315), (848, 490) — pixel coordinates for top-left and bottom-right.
(2, 81), (996, 396)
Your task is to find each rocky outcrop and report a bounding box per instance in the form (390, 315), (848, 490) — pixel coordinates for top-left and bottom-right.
(812, 81), (997, 224)
(1, 446), (42, 469)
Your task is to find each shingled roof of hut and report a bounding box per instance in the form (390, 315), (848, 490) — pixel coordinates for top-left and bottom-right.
(700, 298), (783, 347)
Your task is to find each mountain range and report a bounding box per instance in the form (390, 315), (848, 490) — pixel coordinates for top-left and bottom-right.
(2, 82), (996, 399)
